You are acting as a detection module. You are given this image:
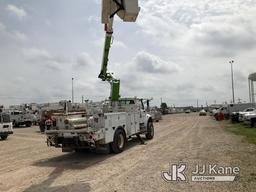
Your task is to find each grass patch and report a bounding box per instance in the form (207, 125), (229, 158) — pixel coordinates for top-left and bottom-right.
(222, 120), (256, 144)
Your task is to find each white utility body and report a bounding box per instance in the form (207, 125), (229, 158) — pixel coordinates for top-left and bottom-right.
(45, 98), (154, 153)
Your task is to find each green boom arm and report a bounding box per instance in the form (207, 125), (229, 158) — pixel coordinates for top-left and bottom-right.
(99, 0), (140, 101)
(98, 31), (120, 101)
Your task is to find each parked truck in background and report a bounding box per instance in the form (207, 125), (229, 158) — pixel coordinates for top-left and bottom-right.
(228, 103), (256, 115)
(243, 111), (256, 127)
(149, 107), (162, 122)
(9, 110), (33, 127)
(0, 113), (13, 140)
(143, 99), (162, 122)
(161, 102), (169, 115)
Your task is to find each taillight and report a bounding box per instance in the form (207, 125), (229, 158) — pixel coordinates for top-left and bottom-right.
(45, 119), (52, 125)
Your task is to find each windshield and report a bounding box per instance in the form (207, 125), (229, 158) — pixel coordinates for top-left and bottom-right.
(244, 108), (254, 112)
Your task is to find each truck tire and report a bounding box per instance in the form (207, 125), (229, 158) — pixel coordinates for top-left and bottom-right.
(26, 122), (32, 127)
(145, 121), (154, 140)
(13, 121), (18, 128)
(251, 118), (256, 128)
(39, 122), (45, 133)
(1, 135), (8, 140)
(111, 129), (126, 154)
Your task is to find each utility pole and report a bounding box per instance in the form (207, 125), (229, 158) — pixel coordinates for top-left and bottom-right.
(72, 77), (74, 103)
(82, 95), (84, 103)
(229, 60), (235, 104)
(249, 78), (252, 103)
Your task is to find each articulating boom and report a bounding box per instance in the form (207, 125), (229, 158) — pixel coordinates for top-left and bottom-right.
(98, 0), (140, 101)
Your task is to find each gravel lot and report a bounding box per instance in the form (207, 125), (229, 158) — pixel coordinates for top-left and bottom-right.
(0, 113), (256, 192)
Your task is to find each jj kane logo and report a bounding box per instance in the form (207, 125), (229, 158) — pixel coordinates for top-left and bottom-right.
(162, 163), (240, 182)
(162, 163), (187, 182)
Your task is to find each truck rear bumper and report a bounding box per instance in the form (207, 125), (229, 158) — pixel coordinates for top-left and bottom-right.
(46, 135), (97, 150)
(45, 128), (104, 149)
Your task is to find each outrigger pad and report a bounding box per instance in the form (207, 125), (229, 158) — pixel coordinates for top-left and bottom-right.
(136, 134), (146, 145)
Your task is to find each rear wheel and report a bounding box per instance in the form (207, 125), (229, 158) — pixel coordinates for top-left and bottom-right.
(251, 118), (256, 128)
(145, 121), (154, 140)
(26, 121), (32, 127)
(13, 121), (18, 127)
(111, 129), (126, 154)
(39, 122), (45, 133)
(1, 135), (8, 140)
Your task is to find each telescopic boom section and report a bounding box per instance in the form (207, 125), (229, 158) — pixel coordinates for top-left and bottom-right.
(98, 21), (114, 82)
(99, 0), (140, 101)
(98, 21), (121, 101)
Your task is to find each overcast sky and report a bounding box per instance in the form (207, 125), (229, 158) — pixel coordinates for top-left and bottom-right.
(0, 0), (255, 107)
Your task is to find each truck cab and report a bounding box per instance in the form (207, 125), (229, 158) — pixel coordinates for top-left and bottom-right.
(0, 113), (13, 140)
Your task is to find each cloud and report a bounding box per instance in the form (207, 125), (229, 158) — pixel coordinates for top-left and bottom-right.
(176, 83), (195, 92)
(87, 15), (100, 23)
(75, 52), (93, 69)
(0, 22), (6, 31)
(200, 85), (216, 92)
(6, 4), (27, 19)
(139, 0), (256, 57)
(112, 40), (127, 48)
(189, 15), (256, 57)
(23, 48), (69, 71)
(23, 48), (51, 60)
(134, 51), (180, 74)
(0, 0), (255, 106)
(14, 31), (27, 41)
(116, 51), (182, 99)
(0, 21), (27, 41)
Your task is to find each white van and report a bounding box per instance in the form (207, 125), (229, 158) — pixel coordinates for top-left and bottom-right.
(0, 113), (13, 140)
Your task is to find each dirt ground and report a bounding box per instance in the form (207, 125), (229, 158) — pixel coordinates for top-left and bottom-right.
(0, 113), (256, 192)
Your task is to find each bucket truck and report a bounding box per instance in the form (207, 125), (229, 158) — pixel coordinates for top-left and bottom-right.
(45, 0), (154, 153)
